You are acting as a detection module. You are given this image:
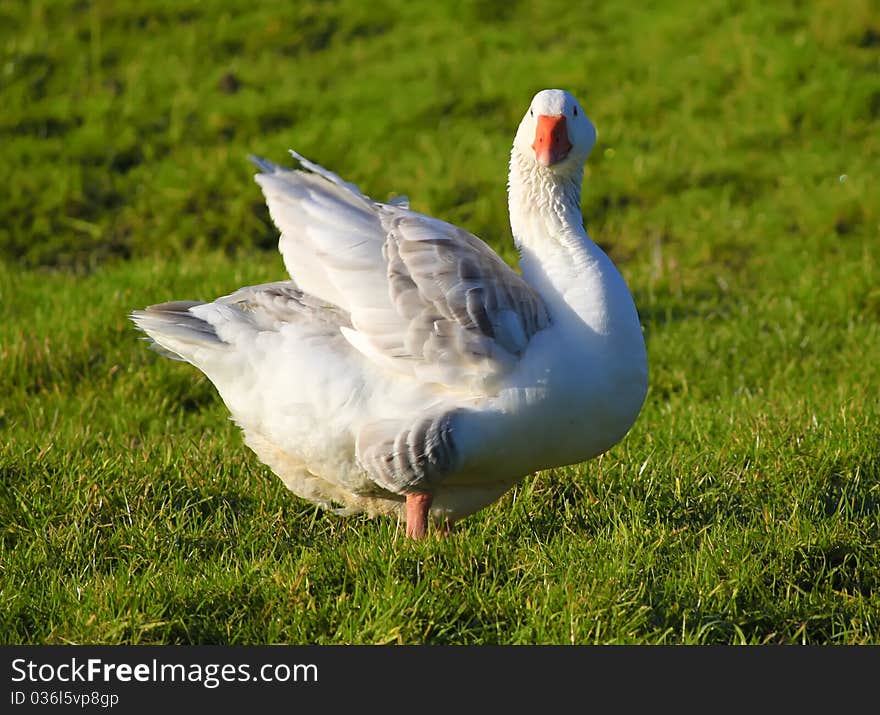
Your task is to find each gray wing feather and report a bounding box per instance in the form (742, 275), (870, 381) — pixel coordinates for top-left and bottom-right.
(356, 412), (459, 494)
(216, 281), (352, 331)
(250, 152), (550, 390)
(131, 282), (353, 365)
(348, 208), (551, 388)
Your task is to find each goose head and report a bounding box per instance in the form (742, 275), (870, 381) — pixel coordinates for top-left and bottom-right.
(512, 89), (597, 175)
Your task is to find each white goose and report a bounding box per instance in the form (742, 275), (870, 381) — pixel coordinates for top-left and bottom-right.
(132, 89), (648, 539)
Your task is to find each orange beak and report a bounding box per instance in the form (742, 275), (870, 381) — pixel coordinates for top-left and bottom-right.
(532, 114), (573, 166)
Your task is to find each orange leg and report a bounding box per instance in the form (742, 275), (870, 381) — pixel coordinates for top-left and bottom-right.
(405, 492), (433, 539)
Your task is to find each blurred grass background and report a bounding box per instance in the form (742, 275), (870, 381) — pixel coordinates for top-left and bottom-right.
(1, 0), (879, 644)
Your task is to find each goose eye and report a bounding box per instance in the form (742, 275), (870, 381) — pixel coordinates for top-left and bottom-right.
(529, 109), (534, 117)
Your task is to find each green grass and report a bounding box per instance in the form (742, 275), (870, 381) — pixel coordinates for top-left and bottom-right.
(2, 0), (879, 644)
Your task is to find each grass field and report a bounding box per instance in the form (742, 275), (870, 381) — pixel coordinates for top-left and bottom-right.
(2, 0), (879, 644)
